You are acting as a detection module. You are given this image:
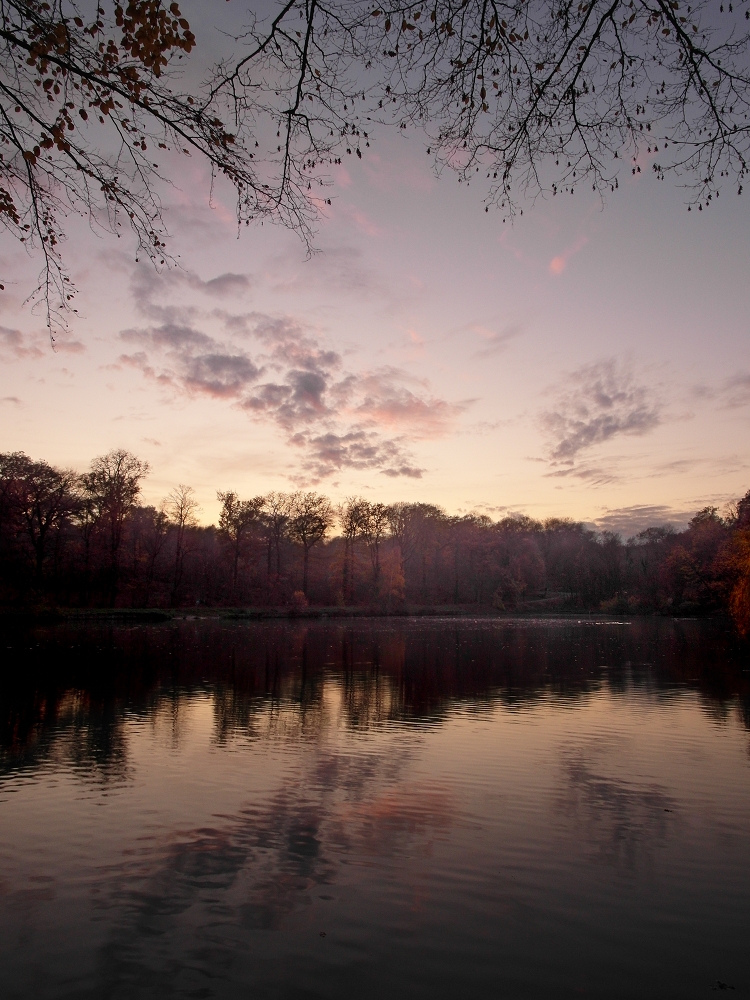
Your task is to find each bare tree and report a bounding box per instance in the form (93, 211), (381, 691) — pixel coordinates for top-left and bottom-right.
(360, 500), (390, 589)
(4, 2), (750, 332)
(386, 501), (418, 577)
(0, 451), (27, 541)
(337, 495), (367, 602)
(0, 0), (322, 333)
(217, 1), (750, 224)
(140, 504), (169, 607)
(12, 454), (77, 584)
(163, 482), (199, 604)
(217, 489), (263, 595)
(259, 491), (295, 577)
(288, 491), (334, 596)
(80, 448), (148, 603)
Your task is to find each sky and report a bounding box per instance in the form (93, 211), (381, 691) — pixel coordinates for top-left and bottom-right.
(1, 6), (749, 535)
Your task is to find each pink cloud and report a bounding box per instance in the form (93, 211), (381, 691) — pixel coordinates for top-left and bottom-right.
(338, 203), (382, 237)
(549, 235), (589, 275)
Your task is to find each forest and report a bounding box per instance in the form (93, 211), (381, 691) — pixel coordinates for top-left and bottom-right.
(1, 449), (749, 635)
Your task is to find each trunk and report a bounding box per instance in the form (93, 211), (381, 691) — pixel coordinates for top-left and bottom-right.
(34, 537), (45, 586)
(348, 539), (355, 602)
(82, 532), (91, 604)
(171, 526), (185, 606)
(109, 520), (122, 606)
(342, 537), (350, 602)
(302, 545), (310, 595)
(144, 556), (157, 607)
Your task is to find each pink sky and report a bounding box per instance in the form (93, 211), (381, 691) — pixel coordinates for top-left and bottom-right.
(1, 11), (749, 536)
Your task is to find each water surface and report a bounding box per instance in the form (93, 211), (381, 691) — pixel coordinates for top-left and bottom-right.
(1, 616), (749, 998)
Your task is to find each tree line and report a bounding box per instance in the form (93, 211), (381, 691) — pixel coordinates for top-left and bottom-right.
(1, 448), (749, 635)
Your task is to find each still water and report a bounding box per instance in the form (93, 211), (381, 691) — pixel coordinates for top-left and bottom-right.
(1, 616), (749, 999)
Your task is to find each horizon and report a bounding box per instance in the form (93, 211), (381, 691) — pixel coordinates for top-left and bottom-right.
(1, 1), (748, 543)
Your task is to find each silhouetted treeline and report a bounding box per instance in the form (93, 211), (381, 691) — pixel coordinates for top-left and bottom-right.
(1, 449), (750, 634)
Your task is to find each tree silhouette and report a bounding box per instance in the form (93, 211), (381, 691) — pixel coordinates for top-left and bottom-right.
(337, 496), (367, 602)
(80, 448), (148, 602)
(13, 454), (77, 584)
(217, 489), (263, 594)
(164, 482), (199, 604)
(361, 500), (390, 587)
(260, 491), (295, 577)
(3, 1), (750, 331)
(288, 491), (334, 595)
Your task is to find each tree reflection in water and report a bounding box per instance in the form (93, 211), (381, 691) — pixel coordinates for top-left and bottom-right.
(0, 617), (749, 999)
(1, 617), (748, 779)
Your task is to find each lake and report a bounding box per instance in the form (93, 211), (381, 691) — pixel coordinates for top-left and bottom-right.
(1, 616), (749, 999)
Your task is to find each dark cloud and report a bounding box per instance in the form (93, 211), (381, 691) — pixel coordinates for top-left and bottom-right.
(284, 430), (424, 482)
(0, 325), (43, 360)
(118, 273), (465, 480)
(243, 369), (330, 429)
(545, 463), (620, 485)
(122, 322), (213, 352)
(541, 359), (661, 466)
(381, 465), (424, 478)
(120, 321), (260, 398)
(593, 504), (692, 538)
(183, 352), (260, 398)
(227, 311), (341, 373)
(191, 272), (252, 297)
(1, 395), (21, 404)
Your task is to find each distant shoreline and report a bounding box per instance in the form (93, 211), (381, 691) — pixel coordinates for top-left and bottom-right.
(0, 605), (724, 625)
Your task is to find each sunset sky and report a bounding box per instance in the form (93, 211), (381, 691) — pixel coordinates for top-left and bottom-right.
(1, 5), (749, 535)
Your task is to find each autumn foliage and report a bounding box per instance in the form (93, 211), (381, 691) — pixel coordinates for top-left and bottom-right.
(1, 448), (749, 636)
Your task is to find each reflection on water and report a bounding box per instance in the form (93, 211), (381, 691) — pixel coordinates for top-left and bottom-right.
(0, 617), (748, 999)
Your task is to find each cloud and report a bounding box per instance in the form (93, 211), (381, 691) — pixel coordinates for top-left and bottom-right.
(470, 322), (523, 359)
(0, 325), (43, 360)
(118, 270), (466, 480)
(243, 369), (331, 429)
(381, 464), (423, 478)
(694, 371), (750, 410)
(1, 395), (21, 404)
(541, 359), (662, 467)
(120, 322), (260, 399)
(593, 504), (693, 537)
(54, 338), (85, 354)
(721, 373), (750, 408)
(691, 368), (750, 414)
(189, 272), (252, 297)
(261, 244), (389, 302)
(288, 429), (425, 480)
(545, 463), (621, 485)
(348, 367), (469, 435)
(549, 235), (589, 276)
